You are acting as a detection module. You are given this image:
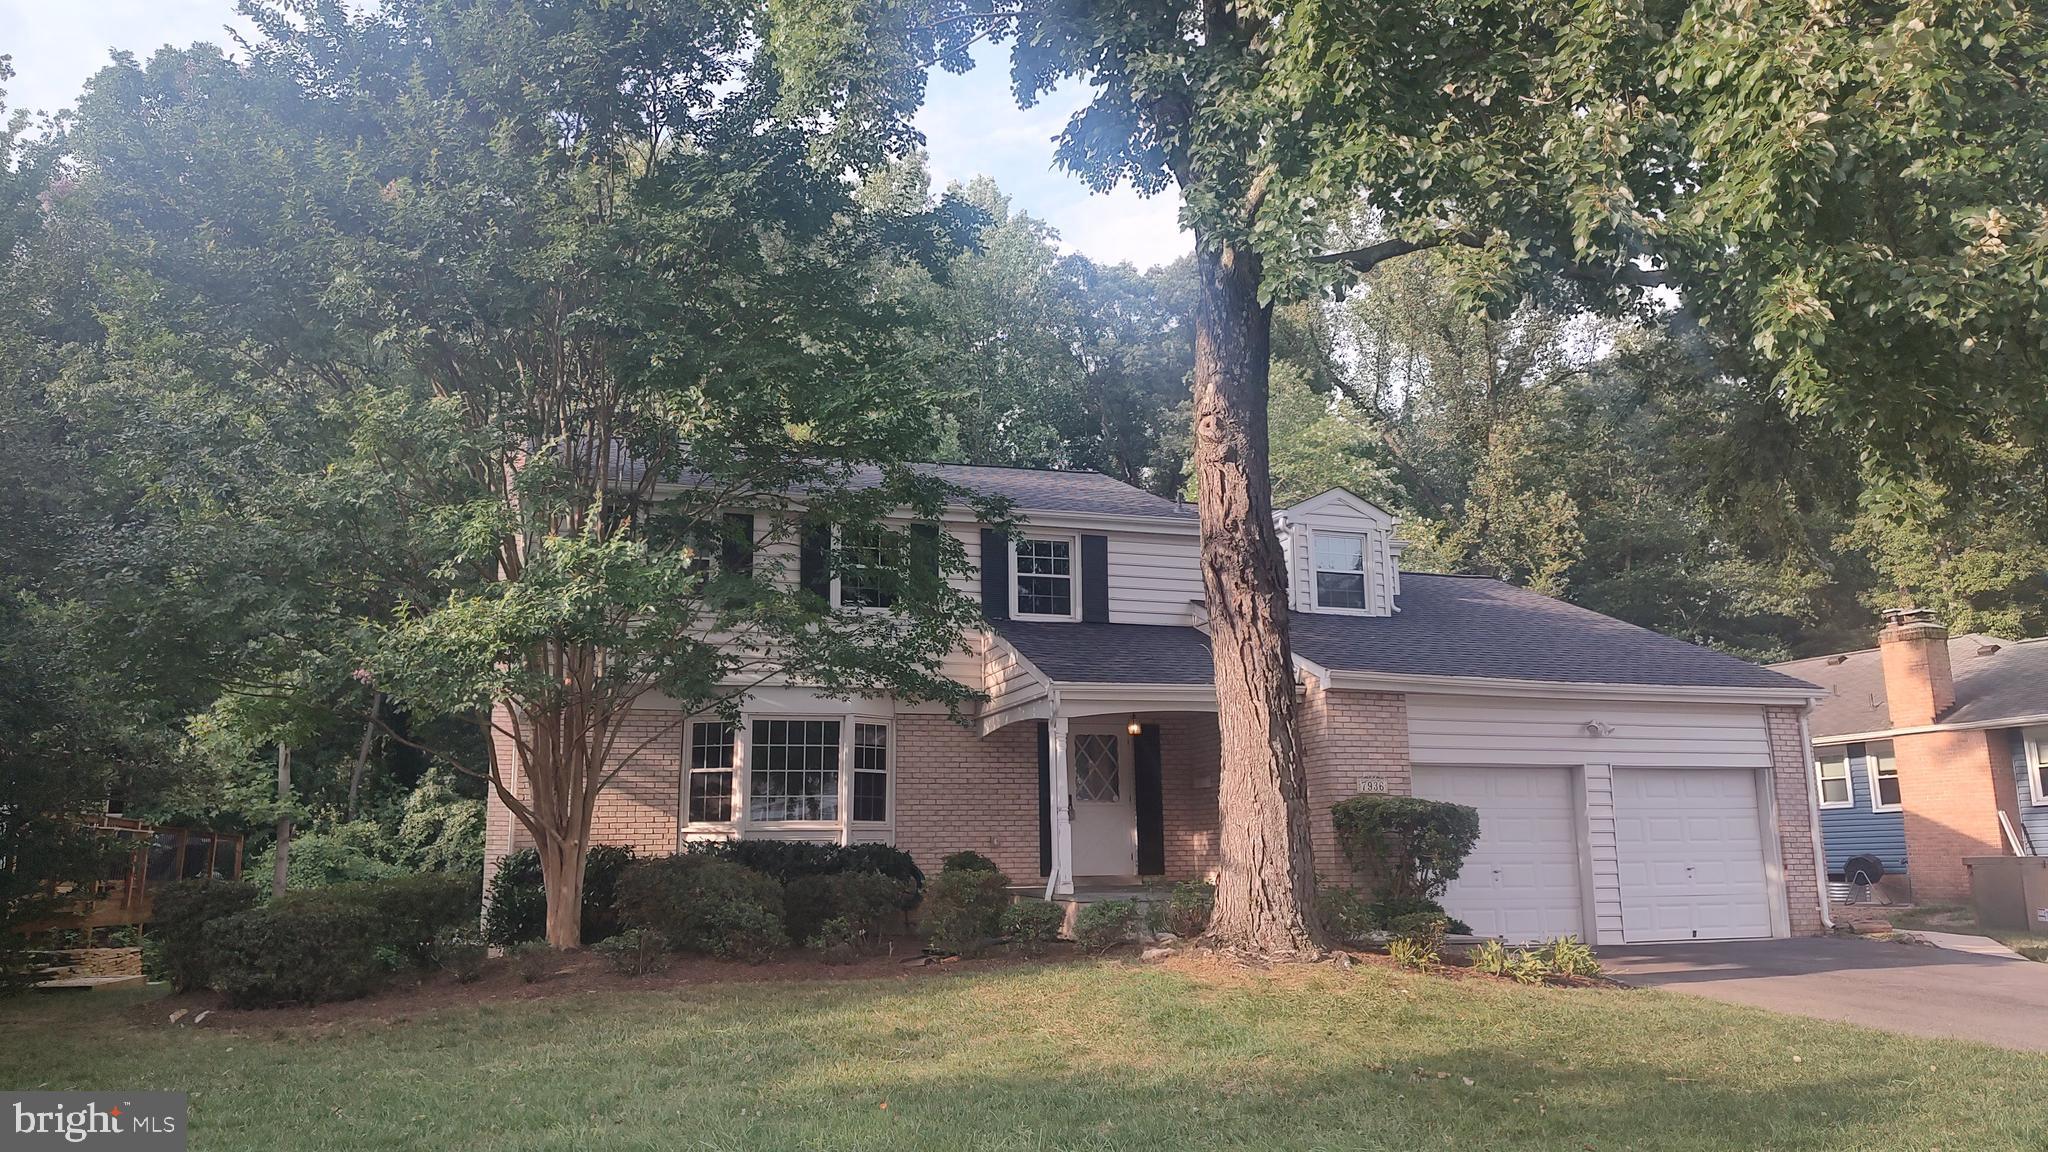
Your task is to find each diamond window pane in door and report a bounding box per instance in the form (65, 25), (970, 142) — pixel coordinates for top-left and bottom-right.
(1074, 734), (1121, 802)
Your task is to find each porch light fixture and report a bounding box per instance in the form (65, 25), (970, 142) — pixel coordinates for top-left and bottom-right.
(1126, 715), (1142, 736)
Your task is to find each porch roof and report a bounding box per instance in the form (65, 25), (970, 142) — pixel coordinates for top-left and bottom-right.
(993, 620), (1213, 685)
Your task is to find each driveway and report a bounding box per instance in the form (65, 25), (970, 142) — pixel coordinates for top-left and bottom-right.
(1600, 936), (2048, 1052)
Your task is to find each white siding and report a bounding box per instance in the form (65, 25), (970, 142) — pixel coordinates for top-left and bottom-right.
(1277, 491), (1399, 617)
(983, 639), (1050, 721)
(1105, 531), (1204, 625)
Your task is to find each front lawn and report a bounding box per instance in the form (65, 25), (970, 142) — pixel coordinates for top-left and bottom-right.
(5, 954), (2045, 1150)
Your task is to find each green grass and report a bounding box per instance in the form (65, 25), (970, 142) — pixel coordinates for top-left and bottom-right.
(5, 957), (2046, 1150)
(1888, 903), (2048, 961)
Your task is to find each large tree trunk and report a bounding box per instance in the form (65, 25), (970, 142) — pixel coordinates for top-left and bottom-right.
(1191, 238), (1327, 960)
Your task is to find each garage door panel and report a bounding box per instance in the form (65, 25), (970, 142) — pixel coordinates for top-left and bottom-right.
(1414, 766), (1584, 944)
(1614, 767), (1772, 943)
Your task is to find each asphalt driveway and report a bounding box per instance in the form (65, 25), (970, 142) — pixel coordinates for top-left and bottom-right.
(1600, 936), (2048, 1052)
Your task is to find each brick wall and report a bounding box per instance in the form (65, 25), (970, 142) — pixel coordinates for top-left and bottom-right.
(1765, 705), (1828, 936)
(1156, 713), (1222, 880)
(1297, 683), (1411, 879)
(481, 705), (684, 891)
(1895, 727), (2012, 903)
(892, 714), (1042, 880)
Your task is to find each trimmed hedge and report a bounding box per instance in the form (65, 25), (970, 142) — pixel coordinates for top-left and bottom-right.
(682, 840), (923, 906)
(920, 866), (1011, 956)
(204, 901), (384, 1007)
(784, 870), (912, 947)
(1329, 795), (1480, 909)
(483, 845), (635, 946)
(287, 874), (478, 967)
(615, 856), (787, 962)
(145, 879), (260, 993)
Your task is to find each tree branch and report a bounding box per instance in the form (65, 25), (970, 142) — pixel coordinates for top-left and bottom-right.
(1311, 232), (1670, 287)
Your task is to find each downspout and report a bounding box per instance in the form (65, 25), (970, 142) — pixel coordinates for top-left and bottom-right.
(1799, 710), (1835, 932)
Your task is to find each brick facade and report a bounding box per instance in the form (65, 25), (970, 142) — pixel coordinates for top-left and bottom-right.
(1895, 727), (2015, 902)
(1296, 682), (1411, 879)
(891, 714), (1042, 880)
(1764, 705), (1828, 935)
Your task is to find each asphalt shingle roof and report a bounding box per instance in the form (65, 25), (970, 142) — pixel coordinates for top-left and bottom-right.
(996, 574), (1813, 692)
(1771, 635), (2048, 738)
(873, 464), (1194, 520)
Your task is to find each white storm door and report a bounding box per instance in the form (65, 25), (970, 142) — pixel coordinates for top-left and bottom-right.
(1412, 765), (1586, 943)
(1069, 730), (1137, 877)
(1613, 767), (1772, 943)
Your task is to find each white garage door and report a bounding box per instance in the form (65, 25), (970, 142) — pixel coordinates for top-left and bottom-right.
(1613, 768), (1772, 943)
(1412, 766), (1584, 943)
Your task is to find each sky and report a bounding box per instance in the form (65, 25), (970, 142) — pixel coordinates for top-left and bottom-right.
(0, 1), (1191, 270)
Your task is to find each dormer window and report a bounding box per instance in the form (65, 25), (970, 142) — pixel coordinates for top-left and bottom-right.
(1012, 535), (1078, 619)
(1312, 532), (1368, 611)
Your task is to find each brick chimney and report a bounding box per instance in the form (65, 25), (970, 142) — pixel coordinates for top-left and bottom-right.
(1877, 607), (1954, 727)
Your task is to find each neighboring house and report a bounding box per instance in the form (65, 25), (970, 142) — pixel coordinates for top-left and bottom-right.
(484, 469), (1830, 945)
(1772, 612), (2048, 903)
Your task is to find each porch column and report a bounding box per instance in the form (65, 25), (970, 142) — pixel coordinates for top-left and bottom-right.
(1045, 712), (1075, 897)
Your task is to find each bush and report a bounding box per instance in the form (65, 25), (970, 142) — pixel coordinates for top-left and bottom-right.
(1469, 938), (1510, 976)
(145, 879), (259, 993)
(1545, 935), (1601, 979)
(940, 850), (1000, 874)
(483, 845), (636, 947)
(1000, 899), (1066, 955)
(683, 840), (924, 907)
(1386, 914), (1448, 971)
(1329, 795), (1480, 912)
(786, 871), (911, 950)
(594, 929), (671, 976)
(1165, 880), (1214, 938)
(294, 874), (478, 968)
(920, 866), (1011, 956)
(1073, 900), (1139, 952)
(616, 856), (787, 962)
(1385, 909), (1468, 938)
(205, 901), (384, 1007)
(432, 927), (488, 983)
(1318, 885), (1378, 945)
(510, 941), (555, 983)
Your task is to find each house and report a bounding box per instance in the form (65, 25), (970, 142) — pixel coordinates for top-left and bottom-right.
(1771, 611), (2048, 903)
(483, 467), (1830, 945)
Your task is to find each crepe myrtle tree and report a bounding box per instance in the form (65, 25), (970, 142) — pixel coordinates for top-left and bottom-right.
(770, 0), (2048, 957)
(68, 0), (993, 948)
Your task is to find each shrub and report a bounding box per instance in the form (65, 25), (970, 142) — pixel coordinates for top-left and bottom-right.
(594, 929), (671, 976)
(1073, 900), (1139, 953)
(684, 840), (923, 904)
(616, 856), (787, 962)
(510, 941), (555, 983)
(1000, 899), (1066, 955)
(1386, 909), (1468, 938)
(432, 927), (488, 983)
(1546, 935), (1601, 979)
(205, 901), (384, 1007)
(785, 871), (911, 949)
(1506, 947), (1549, 984)
(1386, 915), (1447, 971)
(145, 879), (259, 993)
(920, 866), (1011, 956)
(294, 874), (478, 967)
(940, 850), (1000, 874)
(808, 917), (863, 965)
(1469, 938), (1510, 976)
(1165, 880), (1215, 938)
(482, 845), (636, 947)
(1329, 795), (1480, 913)
(1318, 885), (1378, 944)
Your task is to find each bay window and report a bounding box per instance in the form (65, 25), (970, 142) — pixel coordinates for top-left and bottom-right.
(687, 722), (735, 824)
(852, 722), (889, 823)
(749, 719), (841, 822)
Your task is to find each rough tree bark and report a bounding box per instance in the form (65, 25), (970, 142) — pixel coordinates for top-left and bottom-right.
(1191, 238), (1328, 960)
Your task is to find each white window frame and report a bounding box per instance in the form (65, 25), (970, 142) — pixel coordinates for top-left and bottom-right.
(2026, 727), (2048, 807)
(683, 720), (739, 829)
(744, 715), (848, 829)
(831, 524), (900, 613)
(1307, 529), (1371, 615)
(1009, 533), (1082, 621)
(1863, 741), (1902, 813)
(1815, 746), (1854, 809)
(849, 719), (892, 827)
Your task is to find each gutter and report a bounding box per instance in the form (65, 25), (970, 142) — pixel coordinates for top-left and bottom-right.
(1811, 711), (2048, 746)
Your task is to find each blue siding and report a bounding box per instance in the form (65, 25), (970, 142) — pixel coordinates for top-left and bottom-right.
(1817, 743), (1908, 877)
(2010, 729), (2048, 853)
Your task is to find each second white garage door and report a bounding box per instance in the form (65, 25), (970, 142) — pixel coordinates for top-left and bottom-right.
(1412, 766), (1584, 943)
(1613, 768), (1773, 943)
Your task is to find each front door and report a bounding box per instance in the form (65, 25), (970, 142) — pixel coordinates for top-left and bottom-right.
(1069, 728), (1137, 877)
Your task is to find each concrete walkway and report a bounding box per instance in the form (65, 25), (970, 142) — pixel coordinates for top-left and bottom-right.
(1600, 936), (2048, 1052)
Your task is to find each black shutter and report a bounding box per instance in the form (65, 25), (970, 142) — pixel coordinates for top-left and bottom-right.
(1134, 723), (1165, 876)
(799, 522), (832, 601)
(980, 528), (1010, 620)
(908, 522), (941, 601)
(1081, 534), (1110, 623)
(721, 513), (755, 577)
(1037, 720), (1052, 877)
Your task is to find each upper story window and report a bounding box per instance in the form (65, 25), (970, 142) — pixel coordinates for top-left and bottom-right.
(1312, 532), (1368, 611)
(1012, 535), (1077, 619)
(1865, 741), (1900, 811)
(1815, 747), (1853, 808)
(836, 525), (898, 610)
